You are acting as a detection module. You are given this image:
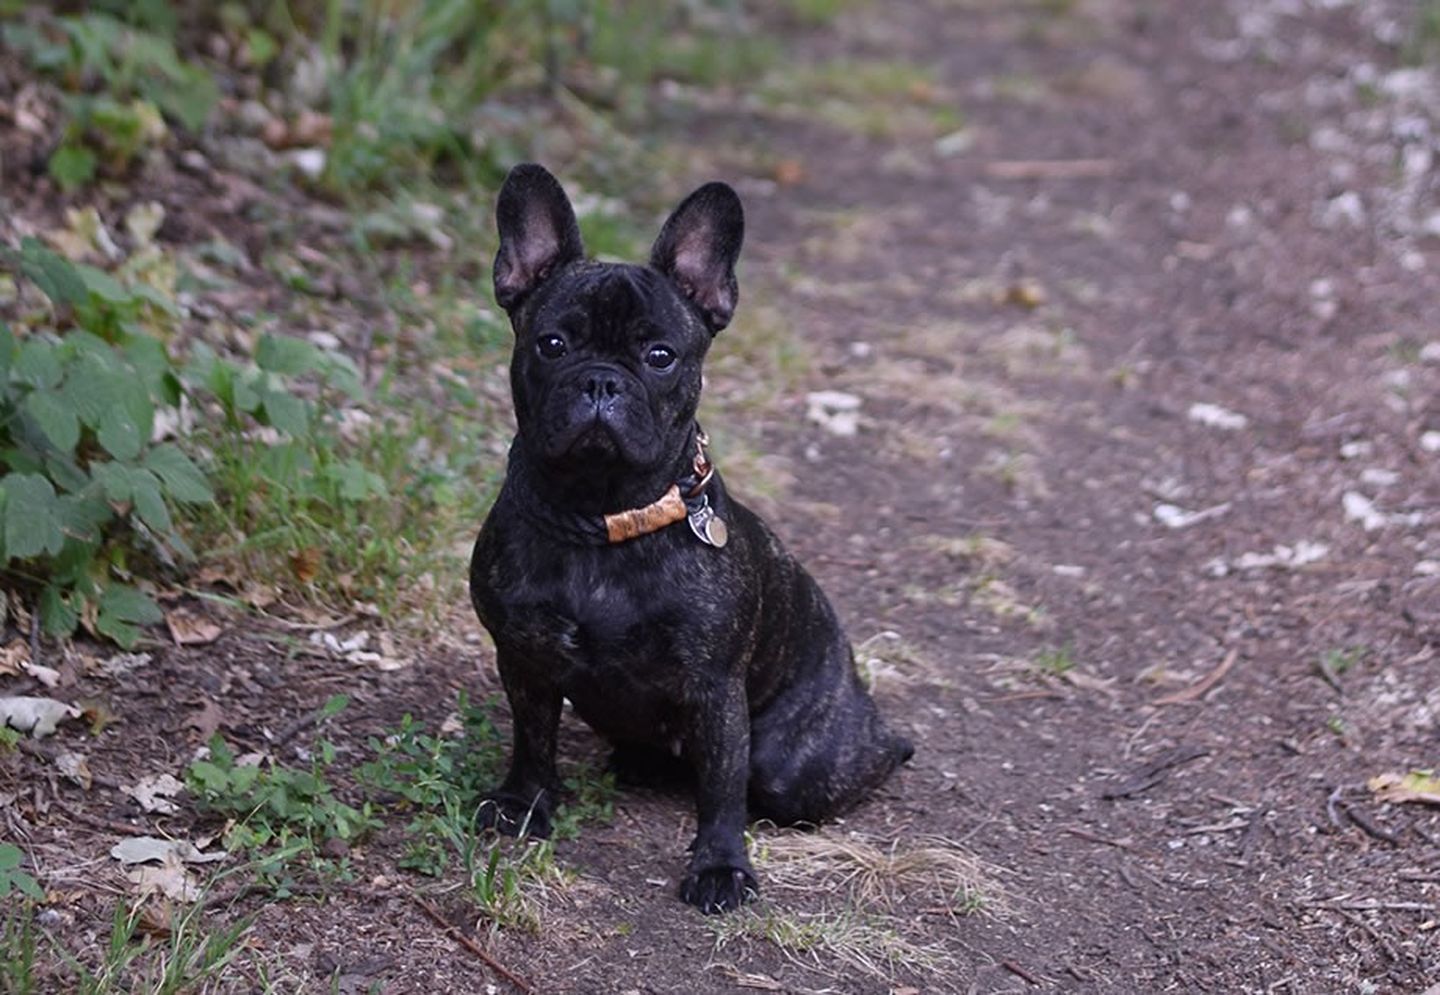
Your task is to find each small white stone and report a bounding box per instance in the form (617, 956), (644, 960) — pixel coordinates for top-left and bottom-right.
(286, 148), (326, 179)
(1187, 402), (1248, 431)
(1421, 431), (1440, 453)
(1360, 467), (1399, 488)
(1339, 440), (1374, 459)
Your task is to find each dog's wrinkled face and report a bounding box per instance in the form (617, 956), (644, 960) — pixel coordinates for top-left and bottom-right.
(513, 263), (705, 470)
(492, 165), (743, 480)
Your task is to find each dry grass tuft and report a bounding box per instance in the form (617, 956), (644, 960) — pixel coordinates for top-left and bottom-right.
(752, 828), (1008, 917)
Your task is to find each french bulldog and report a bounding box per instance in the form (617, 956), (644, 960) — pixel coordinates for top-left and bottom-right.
(470, 163), (913, 914)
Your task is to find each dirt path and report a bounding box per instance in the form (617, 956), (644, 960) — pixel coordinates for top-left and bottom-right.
(673, 0), (1440, 990)
(6, 1), (1439, 992)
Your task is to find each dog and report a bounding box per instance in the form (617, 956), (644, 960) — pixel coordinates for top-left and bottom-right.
(470, 163), (913, 914)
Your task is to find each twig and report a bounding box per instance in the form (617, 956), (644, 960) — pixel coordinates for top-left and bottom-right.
(270, 705), (332, 749)
(29, 607), (41, 668)
(1306, 900), (1438, 912)
(1153, 649), (1238, 706)
(982, 159), (1120, 180)
(1313, 655), (1344, 695)
(1063, 827), (1132, 850)
(1100, 745), (1210, 800)
(409, 894), (535, 994)
(52, 798), (149, 838)
(1002, 960), (1042, 986)
(1326, 786), (1347, 830)
(1336, 797), (1402, 845)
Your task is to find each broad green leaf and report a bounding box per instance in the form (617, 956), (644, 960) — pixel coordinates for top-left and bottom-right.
(17, 238), (88, 305)
(256, 335), (320, 375)
(48, 144), (97, 192)
(43, 454), (90, 494)
(75, 264), (129, 303)
(144, 444), (212, 503)
(129, 468), (171, 533)
(54, 493), (111, 544)
(22, 389), (79, 454)
(330, 461), (387, 501)
(0, 324), (15, 381)
(96, 582), (162, 648)
(93, 463), (135, 502)
(96, 379), (152, 460)
(39, 585), (78, 638)
(13, 338), (62, 388)
(62, 352), (121, 428)
(4, 473), (63, 559)
(260, 389), (308, 436)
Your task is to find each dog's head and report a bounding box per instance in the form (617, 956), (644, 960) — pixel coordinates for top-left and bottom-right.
(492, 164), (743, 492)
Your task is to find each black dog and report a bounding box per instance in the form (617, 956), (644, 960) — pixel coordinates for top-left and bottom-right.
(470, 164), (913, 914)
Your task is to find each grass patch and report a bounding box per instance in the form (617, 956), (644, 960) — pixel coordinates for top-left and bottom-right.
(754, 829), (1006, 916)
(710, 906), (954, 983)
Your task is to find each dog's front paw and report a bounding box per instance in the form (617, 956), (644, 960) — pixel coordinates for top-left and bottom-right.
(680, 865), (759, 915)
(476, 791), (552, 839)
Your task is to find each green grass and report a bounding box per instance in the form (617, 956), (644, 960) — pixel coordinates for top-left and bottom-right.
(1, 896), (253, 995)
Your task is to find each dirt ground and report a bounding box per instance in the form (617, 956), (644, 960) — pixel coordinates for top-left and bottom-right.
(5, 0), (1440, 992)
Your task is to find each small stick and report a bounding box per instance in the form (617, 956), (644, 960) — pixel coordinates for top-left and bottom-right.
(409, 894), (535, 994)
(1063, 826), (1132, 850)
(1154, 649), (1238, 706)
(1336, 799), (1401, 845)
(983, 159), (1120, 180)
(1100, 745), (1209, 800)
(1002, 960), (1042, 986)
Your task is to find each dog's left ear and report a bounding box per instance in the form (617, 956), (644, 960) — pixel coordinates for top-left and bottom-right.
(651, 182), (744, 333)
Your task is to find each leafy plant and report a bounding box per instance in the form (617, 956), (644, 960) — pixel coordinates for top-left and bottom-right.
(186, 698), (374, 856)
(0, 240), (210, 646)
(0, 844), (44, 902)
(4, 12), (218, 188)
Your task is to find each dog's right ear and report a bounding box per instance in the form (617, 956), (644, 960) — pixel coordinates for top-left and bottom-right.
(493, 164), (586, 312)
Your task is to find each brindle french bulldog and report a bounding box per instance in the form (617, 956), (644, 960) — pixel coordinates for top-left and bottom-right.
(470, 164), (913, 913)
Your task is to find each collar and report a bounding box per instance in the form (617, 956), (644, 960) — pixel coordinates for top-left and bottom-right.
(506, 427), (727, 548)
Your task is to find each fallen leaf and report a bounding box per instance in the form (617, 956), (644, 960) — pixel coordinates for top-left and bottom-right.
(0, 639), (28, 677)
(773, 158), (807, 186)
(79, 699), (118, 735)
(128, 853), (200, 903)
(54, 751), (92, 789)
(124, 202), (165, 248)
(1369, 771), (1440, 805)
(21, 659), (62, 688)
(111, 836), (228, 866)
(0, 696), (81, 738)
(290, 548), (322, 584)
(186, 699), (225, 741)
(165, 608), (223, 646)
(121, 773), (186, 815)
(998, 279), (1046, 309)
(98, 652), (153, 678)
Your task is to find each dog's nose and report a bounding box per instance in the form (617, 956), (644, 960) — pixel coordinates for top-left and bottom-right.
(582, 370), (623, 402)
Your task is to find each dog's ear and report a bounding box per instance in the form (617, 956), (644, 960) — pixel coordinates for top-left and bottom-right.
(650, 182), (744, 333)
(493, 164), (586, 312)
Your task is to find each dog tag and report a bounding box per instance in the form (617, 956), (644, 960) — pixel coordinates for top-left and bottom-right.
(687, 498), (728, 548)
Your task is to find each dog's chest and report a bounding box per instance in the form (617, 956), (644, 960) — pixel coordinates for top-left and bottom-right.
(493, 556), (688, 695)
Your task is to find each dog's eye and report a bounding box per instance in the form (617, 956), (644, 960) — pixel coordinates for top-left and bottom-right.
(645, 345), (676, 370)
(537, 334), (567, 359)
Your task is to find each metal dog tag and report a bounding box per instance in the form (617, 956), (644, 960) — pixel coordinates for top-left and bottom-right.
(687, 497), (729, 548)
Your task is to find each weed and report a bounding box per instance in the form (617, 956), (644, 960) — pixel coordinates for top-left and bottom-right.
(1405, 0), (1440, 64)
(186, 698), (374, 863)
(0, 844), (44, 902)
(1033, 644), (1075, 676)
(1320, 646), (1366, 676)
(4, 12), (217, 188)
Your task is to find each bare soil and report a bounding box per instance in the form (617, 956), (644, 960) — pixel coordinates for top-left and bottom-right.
(4, 0), (1440, 992)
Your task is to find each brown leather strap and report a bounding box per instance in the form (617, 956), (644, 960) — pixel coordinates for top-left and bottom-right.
(604, 484), (688, 543)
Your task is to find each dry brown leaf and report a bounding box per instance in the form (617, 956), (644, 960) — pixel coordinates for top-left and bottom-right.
(1368, 771), (1440, 806)
(0, 639), (30, 677)
(55, 751), (92, 789)
(186, 699), (225, 741)
(289, 548), (322, 584)
(773, 158), (807, 186)
(165, 608), (224, 646)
